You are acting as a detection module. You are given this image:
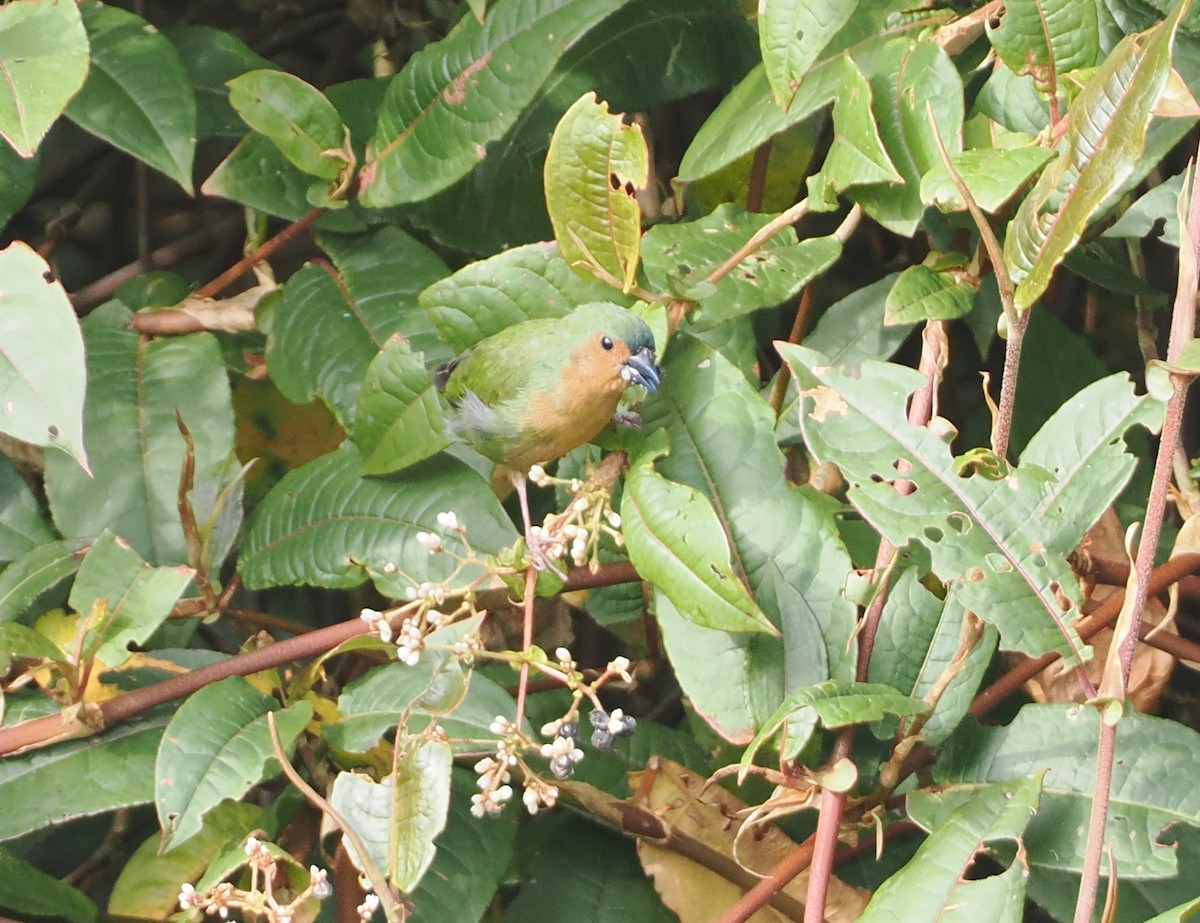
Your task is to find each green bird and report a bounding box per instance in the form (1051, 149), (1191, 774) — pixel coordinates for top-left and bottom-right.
(435, 301), (661, 566)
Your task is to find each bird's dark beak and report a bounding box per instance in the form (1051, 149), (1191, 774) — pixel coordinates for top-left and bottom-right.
(621, 346), (661, 393)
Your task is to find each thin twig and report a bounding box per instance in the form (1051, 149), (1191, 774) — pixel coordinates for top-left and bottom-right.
(191, 207), (322, 300)
(705, 199), (810, 287)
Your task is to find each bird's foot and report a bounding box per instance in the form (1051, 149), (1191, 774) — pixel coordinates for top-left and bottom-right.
(611, 411), (643, 429)
(525, 525), (569, 579)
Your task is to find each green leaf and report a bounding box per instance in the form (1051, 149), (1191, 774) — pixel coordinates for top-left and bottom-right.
(640, 204), (842, 329)
(741, 681), (929, 771)
(779, 343), (1093, 665)
(238, 444), (517, 598)
(816, 57), (902, 194)
(67, 2), (196, 192)
(0, 847), (96, 923)
(987, 0), (1101, 81)
(419, 241), (629, 355)
(1145, 898), (1200, 923)
(857, 777), (1042, 923)
(0, 708), (168, 842)
(68, 531), (193, 666)
(623, 439), (778, 637)
(544, 92), (647, 292)
(408, 0), (757, 255)
(974, 61), (1051, 136)
(0, 141), (37, 230)
(0, 0), (88, 156)
(109, 801), (261, 919)
(407, 769), (518, 923)
(44, 304), (236, 566)
(0, 623), (67, 669)
(0, 242), (89, 469)
(941, 705), (1200, 878)
(637, 336), (856, 743)
(155, 676), (312, 850)
(1005, 0), (1192, 310)
(331, 738), (452, 892)
(920, 147), (1056, 214)
(264, 226), (449, 426)
(760, 0), (857, 107)
(0, 538), (90, 623)
(227, 69), (351, 181)
(884, 261), (977, 324)
(0, 455), (54, 567)
(165, 26), (275, 140)
(358, 0), (631, 207)
(1104, 169), (1185, 245)
(354, 336), (451, 475)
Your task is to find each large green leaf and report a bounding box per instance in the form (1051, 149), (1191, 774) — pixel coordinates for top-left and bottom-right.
(857, 777), (1042, 923)
(358, 0), (631, 207)
(636, 336), (855, 743)
(238, 444), (517, 598)
(1005, 0), (1192, 310)
(0, 707), (169, 842)
(0, 0), (88, 156)
(43, 303), (236, 566)
(815, 57), (902, 195)
(987, 0), (1101, 81)
(779, 343), (1098, 665)
(920, 147), (1056, 214)
(155, 676), (312, 850)
(407, 0), (757, 254)
(419, 241), (630, 354)
(760, 0), (858, 107)
(544, 92), (647, 292)
(68, 531), (193, 666)
(623, 440), (778, 636)
(331, 738), (452, 892)
(0, 242), (89, 469)
(165, 25), (275, 140)
(0, 454), (54, 568)
(641, 204), (842, 329)
(67, 2), (196, 192)
(264, 226), (449, 426)
(0, 848), (96, 923)
(941, 705), (1200, 878)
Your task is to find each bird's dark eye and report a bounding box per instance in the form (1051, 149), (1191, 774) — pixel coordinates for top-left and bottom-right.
(600, 335), (614, 351)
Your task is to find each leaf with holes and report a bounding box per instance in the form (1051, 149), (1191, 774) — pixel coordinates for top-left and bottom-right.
(986, 0), (1100, 86)
(357, 0), (631, 207)
(155, 676), (312, 850)
(0, 243), (89, 470)
(1004, 0), (1192, 310)
(759, 0), (857, 107)
(544, 92), (647, 293)
(0, 0), (88, 156)
(779, 342), (1096, 665)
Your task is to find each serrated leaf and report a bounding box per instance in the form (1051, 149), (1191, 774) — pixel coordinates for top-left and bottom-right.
(0, 538), (90, 623)
(779, 342), (1094, 665)
(265, 227), (449, 426)
(640, 203), (842, 329)
(238, 444), (517, 598)
(67, 2), (196, 192)
(354, 336), (451, 475)
(1005, 0), (1192, 310)
(0, 847), (96, 923)
(156, 676), (312, 850)
(332, 738), (452, 892)
(623, 439), (778, 636)
(165, 25), (276, 140)
(358, 0), (631, 207)
(884, 262), (977, 324)
(741, 681), (929, 772)
(857, 777), (1041, 923)
(0, 242), (89, 469)
(0, 0), (88, 156)
(920, 147), (1056, 214)
(987, 0), (1100, 81)
(760, 0), (858, 107)
(227, 70), (351, 181)
(68, 531), (193, 667)
(43, 303), (236, 566)
(545, 92), (647, 292)
(0, 708), (169, 841)
(0, 455), (54, 567)
(941, 704), (1200, 878)
(419, 241), (630, 354)
(636, 336), (856, 743)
